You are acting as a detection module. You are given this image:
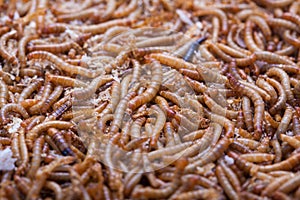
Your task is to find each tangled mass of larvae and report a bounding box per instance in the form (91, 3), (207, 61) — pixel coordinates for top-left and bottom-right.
(1, 0), (300, 199)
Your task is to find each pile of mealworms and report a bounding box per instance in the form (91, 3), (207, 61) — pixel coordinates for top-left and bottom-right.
(1, 0), (300, 199)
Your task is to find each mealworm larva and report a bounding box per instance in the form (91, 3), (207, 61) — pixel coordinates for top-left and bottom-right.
(29, 81), (53, 115)
(28, 41), (82, 54)
(27, 136), (44, 178)
(0, 80), (8, 108)
(185, 136), (231, 172)
(216, 165), (239, 200)
(128, 60), (162, 111)
(292, 112), (300, 136)
(277, 173), (300, 194)
(150, 53), (194, 70)
(266, 77), (287, 114)
(256, 77), (278, 105)
(240, 153), (275, 162)
(203, 93), (238, 119)
(26, 121), (73, 148)
(216, 43), (248, 58)
(0, 29), (18, 65)
(46, 73), (87, 88)
(282, 12), (300, 27)
(193, 8), (228, 33)
(244, 20), (262, 52)
(0, 103), (29, 124)
(267, 67), (294, 105)
(227, 25), (252, 56)
(267, 17), (300, 32)
(261, 174), (294, 196)
(101, 81), (121, 116)
(184, 76), (207, 93)
(26, 156), (74, 200)
(283, 30), (300, 47)
(154, 96), (176, 118)
(73, 75), (113, 100)
(57, 6), (100, 22)
(41, 85), (63, 113)
(18, 35), (38, 68)
(219, 159), (241, 192)
(239, 80), (271, 102)
(18, 79), (43, 103)
(68, 17), (134, 34)
(48, 128), (74, 156)
(242, 98), (255, 132)
(16, 129), (28, 175)
(228, 74), (264, 140)
(113, 0), (137, 18)
(249, 15), (272, 39)
(11, 132), (21, 166)
(281, 134), (300, 149)
(276, 106), (293, 139)
(44, 181), (63, 200)
(110, 91), (136, 134)
(265, 111), (279, 128)
(27, 51), (102, 78)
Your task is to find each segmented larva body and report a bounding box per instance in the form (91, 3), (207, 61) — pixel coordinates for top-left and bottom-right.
(128, 59), (162, 111)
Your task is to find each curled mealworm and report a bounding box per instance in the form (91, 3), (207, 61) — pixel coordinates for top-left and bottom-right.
(193, 8), (228, 34)
(0, 29), (18, 65)
(266, 77), (287, 114)
(228, 74), (264, 140)
(128, 60), (162, 111)
(0, 103), (29, 124)
(239, 80), (271, 102)
(256, 77), (278, 105)
(26, 121), (73, 148)
(267, 67), (294, 105)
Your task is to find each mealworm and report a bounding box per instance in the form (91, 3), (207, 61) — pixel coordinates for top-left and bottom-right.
(266, 77), (287, 114)
(184, 76), (207, 93)
(46, 73), (87, 88)
(29, 81), (53, 115)
(239, 80), (271, 102)
(28, 41), (82, 54)
(249, 15), (272, 39)
(216, 165), (239, 200)
(128, 60), (162, 111)
(73, 75), (113, 100)
(216, 43), (248, 58)
(267, 17), (300, 32)
(240, 153), (275, 163)
(47, 128), (74, 156)
(267, 67), (294, 105)
(256, 77), (278, 105)
(67, 18), (134, 34)
(27, 51), (102, 78)
(26, 121), (73, 148)
(262, 174), (294, 196)
(276, 106), (293, 139)
(245, 20), (262, 52)
(18, 35), (38, 68)
(0, 103), (29, 124)
(0, 29), (18, 65)
(0, 80), (8, 108)
(193, 8), (228, 34)
(283, 30), (300, 47)
(57, 7), (100, 22)
(16, 129), (29, 175)
(26, 156), (74, 200)
(203, 93), (238, 119)
(282, 12), (300, 27)
(227, 25), (252, 56)
(18, 79), (43, 103)
(113, 0), (138, 18)
(109, 91), (136, 135)
(27, 136), (44, 178)
(41, 85), (63, 113)
(228, 74), (264, 140)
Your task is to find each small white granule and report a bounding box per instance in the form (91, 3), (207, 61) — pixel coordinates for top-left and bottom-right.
(0, 148), (17, 170)
(7, 117), (22, 134)
(224, 155), (234, 165)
